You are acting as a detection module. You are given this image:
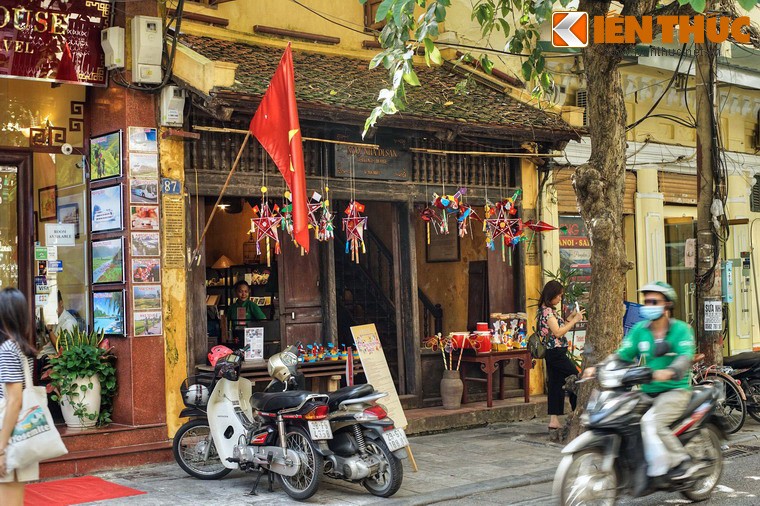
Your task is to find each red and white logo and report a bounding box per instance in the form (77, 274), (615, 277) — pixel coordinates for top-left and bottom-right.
(552, 11), (588, 48)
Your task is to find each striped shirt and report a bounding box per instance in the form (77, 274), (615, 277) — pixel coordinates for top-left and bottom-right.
(0, 339), (34, 399)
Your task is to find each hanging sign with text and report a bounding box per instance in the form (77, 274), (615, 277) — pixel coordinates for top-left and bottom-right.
(161, 194), (185, 268)
(334, 142), (412, 181)
(0, 0), (112, 85)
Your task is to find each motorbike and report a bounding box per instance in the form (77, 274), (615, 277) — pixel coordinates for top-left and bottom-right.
(173, 348), (331, 501)
(721, 351), (760, 423)
(553, 359), (728, 505)
(264, 344), (407, 498)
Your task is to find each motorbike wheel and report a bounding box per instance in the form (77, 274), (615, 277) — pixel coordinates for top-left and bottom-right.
(681, 424), (724, 502)
(172, 419), (232, 480)
(553, 449), (618, 506)
(701, 373), (746, 434)
(276, 426), (324, 501)
(745, 380), (760, 423)
(362, 438), (404, 498)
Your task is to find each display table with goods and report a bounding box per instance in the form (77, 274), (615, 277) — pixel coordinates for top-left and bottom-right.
(197, 343), (363, 391)
(425, 314), (531, 409)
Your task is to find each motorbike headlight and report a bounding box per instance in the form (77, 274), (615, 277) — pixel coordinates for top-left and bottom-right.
(598, 367), (627, 389)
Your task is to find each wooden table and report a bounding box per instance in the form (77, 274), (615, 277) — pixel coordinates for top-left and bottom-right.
(197, 358), (363, 391)
(459, 349), (531, 407)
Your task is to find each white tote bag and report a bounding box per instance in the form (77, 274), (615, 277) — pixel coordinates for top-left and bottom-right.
(0, 350), (68, 472)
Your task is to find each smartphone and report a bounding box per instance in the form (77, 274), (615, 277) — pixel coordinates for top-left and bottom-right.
(574, 301), (580, 314)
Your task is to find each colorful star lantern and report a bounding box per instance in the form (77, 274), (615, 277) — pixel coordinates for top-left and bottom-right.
(419, 207), (443, 244)
(251, 201), (283, 267)
(343, 201), (367, 263)
(484, 190), (524, 265)
(318, 205), (335, 241)
(457, 203), (481, 238)
(522, 220), (568, 252)
(431, 187), (467, 234)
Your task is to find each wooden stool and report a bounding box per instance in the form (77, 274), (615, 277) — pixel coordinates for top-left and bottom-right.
(327, 375), (342, 392)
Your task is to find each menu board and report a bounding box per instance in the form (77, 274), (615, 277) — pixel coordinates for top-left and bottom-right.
(351, 324), (407, 429)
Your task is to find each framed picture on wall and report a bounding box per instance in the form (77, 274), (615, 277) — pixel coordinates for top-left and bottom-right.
(90, 130), (123, 181)
(426, 214), (460, 262)
(129, 205), (159, 231)
(128, 127), (158, 153)
(93, 290), (125, 336)
(131, 258), (160, 283)
(91, 237), (124, 284)
(133, 284), (162, 311)
(131, 232), (160, 257)
(91, 184), (123, 233)
(39, 185), (57, 221)
(133, 311), (162, 337)
(57, 193), (83, 239)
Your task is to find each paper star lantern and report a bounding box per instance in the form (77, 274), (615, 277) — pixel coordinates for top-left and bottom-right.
(343, 201), (367, 263)
(251, 201), (282, 267)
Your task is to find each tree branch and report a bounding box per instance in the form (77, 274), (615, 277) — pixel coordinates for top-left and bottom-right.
(719, 0), (760, 49)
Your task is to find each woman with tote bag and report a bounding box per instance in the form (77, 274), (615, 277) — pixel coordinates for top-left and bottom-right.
(0, 288), (49, 505)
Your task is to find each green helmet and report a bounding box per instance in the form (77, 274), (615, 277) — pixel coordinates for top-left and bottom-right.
(639, 281), (677, 304)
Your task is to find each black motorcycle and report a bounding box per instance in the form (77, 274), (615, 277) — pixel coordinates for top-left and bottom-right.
(553, 359), (727, 505)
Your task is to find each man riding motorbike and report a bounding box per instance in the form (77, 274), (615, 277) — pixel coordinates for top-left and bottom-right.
(584, 281), (697, 481)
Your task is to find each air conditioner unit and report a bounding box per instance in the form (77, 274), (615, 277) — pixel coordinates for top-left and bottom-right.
(575, 88), (588, 127)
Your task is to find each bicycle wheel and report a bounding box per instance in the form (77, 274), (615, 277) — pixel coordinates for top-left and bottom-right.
(746, 379), (760, 423)
(700, 373), (746, 434)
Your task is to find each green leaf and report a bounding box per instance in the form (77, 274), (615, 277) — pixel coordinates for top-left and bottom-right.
(689, 0), (706, 12)
(403, 69), (421, 86)
(375, 0), (392, 22)
(737, 0), (757, 9)
(480, 55), (494, 74)
(521, 61), (533, 81)
(498, 19), (511, 39)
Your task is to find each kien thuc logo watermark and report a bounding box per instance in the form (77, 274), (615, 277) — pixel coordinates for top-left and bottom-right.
(551, 12), (751, 48)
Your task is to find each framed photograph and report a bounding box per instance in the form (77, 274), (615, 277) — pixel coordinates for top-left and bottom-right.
(128, 153), (158, 178)
(426, 214), (460, 262)
(91, 184), (123, 233)
(57, 199), (81, 239)
(129, 179), (158, 204)
(131, 232), (160, 257)
(133, 284), (162, 311)
(133, 310), (162, 337)
(128, 127), (158, 153)
(131, 258), (161, 283)
(90, 130), (123, 181)
(129, 205), (159, 231)
(39, 185), (57, 221)
(93, 290), (125, 336)
(91, 237), (124, 284)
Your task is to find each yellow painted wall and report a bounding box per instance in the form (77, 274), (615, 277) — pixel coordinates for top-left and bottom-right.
(160, 130), (189, 437)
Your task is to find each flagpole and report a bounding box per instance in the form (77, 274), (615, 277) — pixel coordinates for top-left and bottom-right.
(191, 131), (252, 265)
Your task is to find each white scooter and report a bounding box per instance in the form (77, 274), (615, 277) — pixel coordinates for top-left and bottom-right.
(174, 349), (332, 501)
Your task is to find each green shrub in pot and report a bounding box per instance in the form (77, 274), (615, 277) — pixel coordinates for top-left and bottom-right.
(48, 328), (117, 427)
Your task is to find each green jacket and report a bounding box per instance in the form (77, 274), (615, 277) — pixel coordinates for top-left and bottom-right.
(616, 319), (695, 394)
(227, 299), (266, 327)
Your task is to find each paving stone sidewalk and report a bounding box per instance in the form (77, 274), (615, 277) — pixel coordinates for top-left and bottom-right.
(83, 419), (562, 506)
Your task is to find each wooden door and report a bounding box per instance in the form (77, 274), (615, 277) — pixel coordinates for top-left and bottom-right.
(278, 236), (323, 347)
(487, 247), (519, 315)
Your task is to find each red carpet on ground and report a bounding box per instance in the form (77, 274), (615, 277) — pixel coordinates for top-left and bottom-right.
(24, 476), (145, 506)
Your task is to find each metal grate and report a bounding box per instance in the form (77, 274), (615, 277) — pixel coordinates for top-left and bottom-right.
(724, 444), (760, 459)
(575, 89), (588, 127)
(751, 176), (760, 213)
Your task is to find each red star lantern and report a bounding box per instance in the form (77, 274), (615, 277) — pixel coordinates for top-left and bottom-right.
(308, 202), (322, 233)
(251, 201), (283, 267)
(343, 201), (368, 264)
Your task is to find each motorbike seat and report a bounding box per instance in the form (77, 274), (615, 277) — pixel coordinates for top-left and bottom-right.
(669, 386), (714, 427)
(723, 351), (760, 369)
(327, 384), (375, 411)
(251, 390), (317, 412)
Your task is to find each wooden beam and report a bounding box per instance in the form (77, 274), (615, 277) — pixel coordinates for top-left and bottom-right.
(253, 25), (340, 45)
(169, 9), (229, 27)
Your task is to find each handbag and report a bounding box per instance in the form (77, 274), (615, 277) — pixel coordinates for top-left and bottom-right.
(0, 349), (68, 472)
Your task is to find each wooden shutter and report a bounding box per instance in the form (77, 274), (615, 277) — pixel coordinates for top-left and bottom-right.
(364, 0), (386, 30)
(658, 172), (698, 205)
(552, 169), (636, 215)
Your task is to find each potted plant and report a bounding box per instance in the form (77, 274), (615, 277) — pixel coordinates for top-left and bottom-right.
(48, 328), (117, 428)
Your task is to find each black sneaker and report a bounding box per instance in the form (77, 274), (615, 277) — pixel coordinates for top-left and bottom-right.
(669, 458), (699, 480)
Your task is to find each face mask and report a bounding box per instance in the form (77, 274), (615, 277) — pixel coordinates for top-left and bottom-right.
(640, 305), (665, 321)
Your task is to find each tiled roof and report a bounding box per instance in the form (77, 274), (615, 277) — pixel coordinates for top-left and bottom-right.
(180, 34), (578, 141)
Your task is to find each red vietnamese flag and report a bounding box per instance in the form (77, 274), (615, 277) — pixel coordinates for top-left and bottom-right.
(249, 43), (309, 253)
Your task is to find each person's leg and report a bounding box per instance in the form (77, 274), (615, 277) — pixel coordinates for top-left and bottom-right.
(0, 480), (26, 506)
(553, 351), (579, 411)
(641, 389), (692, 477)
(545, 349), (564, 424)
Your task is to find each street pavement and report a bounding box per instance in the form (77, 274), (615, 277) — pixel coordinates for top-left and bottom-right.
(81, 418), (760, 505)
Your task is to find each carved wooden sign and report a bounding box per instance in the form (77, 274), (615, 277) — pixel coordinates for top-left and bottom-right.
(334, 141), (412, 181)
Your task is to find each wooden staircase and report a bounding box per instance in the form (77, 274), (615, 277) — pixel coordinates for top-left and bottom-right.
(40, 423), (172, 478)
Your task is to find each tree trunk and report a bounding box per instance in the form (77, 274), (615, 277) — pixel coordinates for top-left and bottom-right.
(562, 0), (655, 441)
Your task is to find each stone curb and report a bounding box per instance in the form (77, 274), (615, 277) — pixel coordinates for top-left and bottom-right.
(370, 467), (557, 506)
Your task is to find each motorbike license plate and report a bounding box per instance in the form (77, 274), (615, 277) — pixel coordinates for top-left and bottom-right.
(308, 420), (333, 440)
(382, 428), (409, 452)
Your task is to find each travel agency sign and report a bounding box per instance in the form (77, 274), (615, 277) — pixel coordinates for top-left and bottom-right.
(0, 0), (112, 85)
